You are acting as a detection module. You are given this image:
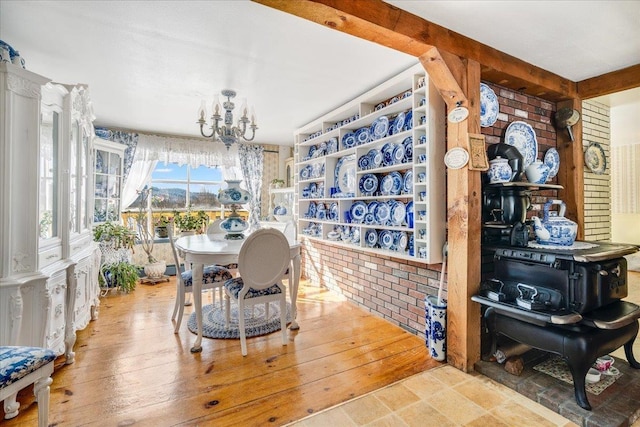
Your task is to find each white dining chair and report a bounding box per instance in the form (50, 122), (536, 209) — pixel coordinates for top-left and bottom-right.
(223, 228), (290, 356)
(168, 225), (233, 333)
(206, 218), (239, 274)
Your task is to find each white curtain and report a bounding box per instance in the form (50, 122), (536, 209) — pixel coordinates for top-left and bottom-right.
(238, 144), (264, 231)
(612, 144), (640, 214)
(122, 133), (240, 209)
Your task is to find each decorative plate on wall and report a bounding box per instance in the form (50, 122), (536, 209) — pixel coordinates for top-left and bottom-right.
(480, 83), (499, 127)
(584, 142), (607, 174)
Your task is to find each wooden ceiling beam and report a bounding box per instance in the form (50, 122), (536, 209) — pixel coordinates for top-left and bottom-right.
(254, 0), (578, 101)
(577, 64), (640, 99)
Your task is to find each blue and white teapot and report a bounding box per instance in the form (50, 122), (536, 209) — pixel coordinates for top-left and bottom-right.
(532, 200), (578, 246)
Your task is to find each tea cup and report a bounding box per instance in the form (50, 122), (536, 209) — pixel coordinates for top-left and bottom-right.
(595, 355), (614, 372)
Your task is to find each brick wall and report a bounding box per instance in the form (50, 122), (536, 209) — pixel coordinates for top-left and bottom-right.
(582, 100), (611, 241)
(302, 239), (445, 340)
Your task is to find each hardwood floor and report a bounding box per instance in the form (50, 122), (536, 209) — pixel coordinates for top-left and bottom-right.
(2, 277), (439, 426)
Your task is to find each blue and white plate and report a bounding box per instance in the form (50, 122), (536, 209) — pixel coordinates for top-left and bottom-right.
(359, 173), (378, 195)
(308, 145), (317, 158)
(358, 154), (370, 170)
(374, 202), (390, 224)
(364, 213), (376, 225)
(392, 144), (405, 164)
(585, 142), (607, 174)
(370, 116), (389, 140)
(355, 127), (370, 145)
(317, 209), (326, 220)
(327, 137), (338, 154)
(389, 171), (403, 195)
(403, 170), (413, 194)
(367, 201), (379, 214)
(392, 111), (405, 135)
(368, 148), (383, 169)
(404, 110), (413, 131)
(342, 132), (357, 149)
(350, 201), (367, 223)
(395, 231), (408, 251)
(382, 143), (395, 166)
(505, 121), (538, 168)
(379, 230), (394, 249)
(402, 136), (413, 161)
(544, 147), (560, 179)
(390, 201), (406, 226)
(364, 229), (378, 247)
(351, 228), (360, 244)
(334, 154), (356, 195)
(379, 174), (394, 195)
(480, 83), (499, 127)
(300, 165), (312, 180)
(406, 201), (414, 226)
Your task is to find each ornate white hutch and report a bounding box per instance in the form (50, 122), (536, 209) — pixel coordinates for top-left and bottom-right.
(0, 62), (100, 363)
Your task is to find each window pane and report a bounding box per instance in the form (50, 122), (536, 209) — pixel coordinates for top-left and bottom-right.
(190, 165), (223, 181)
(152, 184), (187, 209)
(153, 163), (187, 181)
(189, 183), (222, 209)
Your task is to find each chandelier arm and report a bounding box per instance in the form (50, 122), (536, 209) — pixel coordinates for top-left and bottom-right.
(199, 122), (215, 139)
(241, 125), (257, 142)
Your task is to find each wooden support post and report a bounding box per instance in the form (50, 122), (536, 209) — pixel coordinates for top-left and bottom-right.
(420, 47), (482, 371)
(556, 98), (585, 239)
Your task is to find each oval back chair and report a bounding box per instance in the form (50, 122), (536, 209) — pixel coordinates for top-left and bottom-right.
(224, 228), (290, 356)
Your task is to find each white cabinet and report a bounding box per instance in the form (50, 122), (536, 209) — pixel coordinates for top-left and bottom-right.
(93, 138), (125, 224)
(294, 64), (445, 263)
(0, 63), (99, 363)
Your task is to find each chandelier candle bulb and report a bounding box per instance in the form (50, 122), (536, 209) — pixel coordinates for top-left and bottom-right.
(198, 100), (206, 120)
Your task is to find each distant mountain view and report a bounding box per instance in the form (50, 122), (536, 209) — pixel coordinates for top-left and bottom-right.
(127, 186), (221, 210)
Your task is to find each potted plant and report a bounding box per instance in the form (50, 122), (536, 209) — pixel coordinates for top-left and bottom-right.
(271, 178), (285, 189)
(135, 187), (167, 279)
(93, 222), (138, 292)
(154, 214), (171, 238)
(173, 209), (208, 235)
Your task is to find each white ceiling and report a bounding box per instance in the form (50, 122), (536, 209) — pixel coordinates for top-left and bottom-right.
(1, 1), (639, 146)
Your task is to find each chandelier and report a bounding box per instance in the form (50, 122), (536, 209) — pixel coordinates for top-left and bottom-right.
(197, 89), (257, 150)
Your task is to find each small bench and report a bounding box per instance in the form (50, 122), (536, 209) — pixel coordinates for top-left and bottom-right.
(1, 346), (56, 426)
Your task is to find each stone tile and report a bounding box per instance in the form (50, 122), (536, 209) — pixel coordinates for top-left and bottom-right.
(422, 387), (487, 424)
(373, 383), (421, 412)
(401, 371), (448, 396)
(463, 413), (511, 427)
(342, 394), (392, 425)
(428, 365), (476, 387)
(363, 413), (410, 427)
(293, 407), (358, 427)
(453, 378), (510, 410)
(490, 400), (559, 427)
(396, 400), (457, 427)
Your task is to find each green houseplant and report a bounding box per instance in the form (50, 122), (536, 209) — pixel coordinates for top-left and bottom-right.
(173, 209), (208, 234)
(93, 222), (138, 292)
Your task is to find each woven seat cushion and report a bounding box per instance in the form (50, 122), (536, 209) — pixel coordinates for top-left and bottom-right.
(0, 346), (56, 388)
(182, 265), (233, 288)
(224, 277), (282, 299)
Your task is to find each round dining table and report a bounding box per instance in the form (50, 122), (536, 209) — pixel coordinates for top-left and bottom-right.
(175, 232), (301, 353)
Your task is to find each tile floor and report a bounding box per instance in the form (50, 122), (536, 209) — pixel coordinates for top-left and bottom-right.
(287, 365), (579, 427)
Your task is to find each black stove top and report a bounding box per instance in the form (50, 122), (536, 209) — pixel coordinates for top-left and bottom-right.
(486, 241), (638, 263)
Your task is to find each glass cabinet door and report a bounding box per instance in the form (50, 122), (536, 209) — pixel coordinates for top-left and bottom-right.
(39, 108), (59, 241)
(93, 141), (123, 224)
(69, 121), (79, 233)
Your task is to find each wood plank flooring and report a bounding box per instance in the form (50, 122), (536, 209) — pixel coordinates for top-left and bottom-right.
(2, 277), (439, 426)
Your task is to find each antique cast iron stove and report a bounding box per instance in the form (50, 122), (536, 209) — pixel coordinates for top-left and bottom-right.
(473, 242), (640, 410)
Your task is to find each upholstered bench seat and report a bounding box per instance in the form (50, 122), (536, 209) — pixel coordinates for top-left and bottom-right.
(1, 346), (56, 426)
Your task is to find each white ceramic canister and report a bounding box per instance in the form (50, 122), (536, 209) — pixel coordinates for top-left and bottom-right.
(487, 156), (513, 184)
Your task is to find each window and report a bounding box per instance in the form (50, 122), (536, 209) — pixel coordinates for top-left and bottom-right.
(127, 163), (225, 210)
